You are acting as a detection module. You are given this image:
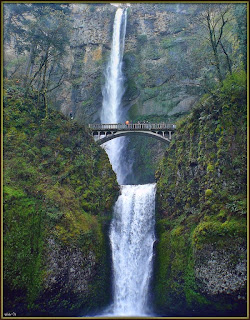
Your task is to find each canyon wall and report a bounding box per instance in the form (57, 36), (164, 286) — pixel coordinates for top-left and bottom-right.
(64, 4), (202, 124)
(154, 71), (247, 316)
(4, 80), (119, 316)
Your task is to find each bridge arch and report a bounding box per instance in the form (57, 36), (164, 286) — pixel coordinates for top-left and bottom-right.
(95, 130), (171, 145)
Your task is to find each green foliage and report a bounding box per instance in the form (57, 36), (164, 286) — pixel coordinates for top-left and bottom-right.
(192, 218), (246, 248)
(4, 3), (72, 113)
(206, 164), (214, 172)
(3, 83), (119, 315)
(154, 70), (247, 315)
(205, 189), (213, 197)
(4, 185), (44, 309)
(233, 4), (247, 70)
(220, 69), (247, 100)
(137, 34), (148, 45)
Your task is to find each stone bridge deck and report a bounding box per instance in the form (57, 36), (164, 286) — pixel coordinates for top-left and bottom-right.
(88, 123), (176, 144)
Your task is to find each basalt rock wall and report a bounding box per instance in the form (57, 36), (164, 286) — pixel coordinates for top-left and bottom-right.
(153, 71), (247, 316)
(64, 3), (201, 125)
(62, 4), (116, 124)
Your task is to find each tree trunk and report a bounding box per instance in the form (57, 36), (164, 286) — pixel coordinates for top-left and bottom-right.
(24, 45), (36, 87)
(207, 12), (223, 84)
(219, 41), (232, 75)
(213, 49), (223, 83)
(29, 48), (49, 88)
(44, 92), (48, 119)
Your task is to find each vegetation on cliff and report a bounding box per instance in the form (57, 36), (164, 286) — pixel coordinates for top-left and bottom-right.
(3, 80), (119, 316)
(122, 3), (247, 184)
(153, 70), (247, 316)
(3, 3), (247, 317)
(4, 3), (73, 117)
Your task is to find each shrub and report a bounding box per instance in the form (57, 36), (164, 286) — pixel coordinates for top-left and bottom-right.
(207, 164), (214, 173)
(205, 189), (213, 197)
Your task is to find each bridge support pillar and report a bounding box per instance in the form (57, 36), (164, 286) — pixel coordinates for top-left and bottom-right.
(169, 131), (172, 140)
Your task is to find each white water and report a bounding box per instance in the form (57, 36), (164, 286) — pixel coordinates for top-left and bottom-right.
(101, 8), (126, 124)
(110, 184), (156, 316)
(98, 7), (156, 317)
(101, 8), (129, 185)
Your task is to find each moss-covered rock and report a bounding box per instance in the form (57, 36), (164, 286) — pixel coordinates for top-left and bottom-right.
(3, 80), (119, 316)
(153, 70), (247, 316)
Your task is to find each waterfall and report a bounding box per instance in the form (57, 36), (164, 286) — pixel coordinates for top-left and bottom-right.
(101, 8), (126, 124)
(99, 7), (156, 317)
(101, 8), (129, 184)
(110, 184), (156, 316)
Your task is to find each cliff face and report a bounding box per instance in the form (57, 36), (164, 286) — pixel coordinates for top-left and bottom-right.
(124, 4), (200, 121)
(57, 4), (116, 124)
(153, 71), (247, 316)
(64, 3), (201, 124)
(3, 80), (119, 316)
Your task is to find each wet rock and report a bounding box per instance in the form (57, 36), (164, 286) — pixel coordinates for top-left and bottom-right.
(195, 244), (247, 299)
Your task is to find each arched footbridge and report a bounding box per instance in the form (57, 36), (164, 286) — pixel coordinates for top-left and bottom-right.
(88, 123), (176, 145)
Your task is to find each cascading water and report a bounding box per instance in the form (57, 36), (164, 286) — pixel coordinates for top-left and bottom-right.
(110, 184), (156, 316)
(99, 7), (156, 317)
(101, 8), (126, 125)
(101, 7), (129, 184)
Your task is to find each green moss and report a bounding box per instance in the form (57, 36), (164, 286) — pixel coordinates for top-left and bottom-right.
(137, 34), (148, 45)
(154, 221), (211, 315)
(192, 219), (246, 249)
(154, 70), (247, 316)
(128, 103), (139, 119)
(205, 189), (213, 197)
(183, 248), (210, 309)
(3, 80), (119, 316)
(125, 78), (138, 100)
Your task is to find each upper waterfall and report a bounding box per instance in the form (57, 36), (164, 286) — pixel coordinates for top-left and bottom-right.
(100, 8), (131, 184)
(101, 8), (127, 124)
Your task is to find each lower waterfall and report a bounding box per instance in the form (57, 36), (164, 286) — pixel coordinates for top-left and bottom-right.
(96, 183), (156, 317)
(110, 184), (156, 316)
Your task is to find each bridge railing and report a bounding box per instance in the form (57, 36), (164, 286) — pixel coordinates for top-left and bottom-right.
(88, 123), (176, 131)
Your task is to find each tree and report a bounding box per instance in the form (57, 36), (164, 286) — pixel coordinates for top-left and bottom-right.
(192, 4), (238, 86)
(202, 4), (233, 83)
(4, 3), (72, 117)
(26, 8), (72, 116)
(233, 4), (247, 71)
